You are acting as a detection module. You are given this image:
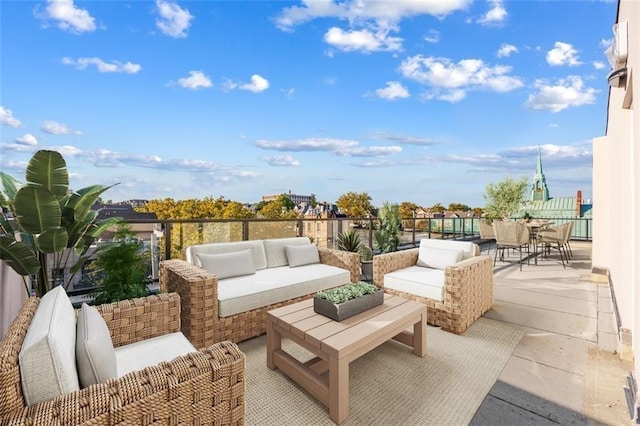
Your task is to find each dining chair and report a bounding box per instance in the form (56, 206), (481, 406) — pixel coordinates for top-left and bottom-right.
(537, 222), (572, 268)
(478, 219), (496, 254)
(492, 221), (530, 271)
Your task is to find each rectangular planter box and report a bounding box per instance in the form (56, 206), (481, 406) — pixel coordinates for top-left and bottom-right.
(313, 288), (384, 322)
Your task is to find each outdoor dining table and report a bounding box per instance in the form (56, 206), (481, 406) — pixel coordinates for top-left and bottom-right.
(525, 220), (554, 264)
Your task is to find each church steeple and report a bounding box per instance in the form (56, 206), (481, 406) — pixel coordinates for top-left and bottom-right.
(531, 147), (550, 202)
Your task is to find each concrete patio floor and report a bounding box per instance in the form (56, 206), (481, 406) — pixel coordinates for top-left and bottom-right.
(470, 241), (633, 425)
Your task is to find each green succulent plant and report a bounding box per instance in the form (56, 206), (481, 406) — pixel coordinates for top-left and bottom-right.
(316, 281), (378, 304)
(337, 229), (362, 253)
(0, 150), (120, 296)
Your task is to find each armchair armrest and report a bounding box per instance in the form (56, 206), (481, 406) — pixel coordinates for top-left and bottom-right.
(372, 248), (419, 287)
(95, 293), (182, 348)
(160, 259), (219, 349)
(318, 248), (360, 283)
(443, 254), (494, 320)
(3, 340), (245, 425)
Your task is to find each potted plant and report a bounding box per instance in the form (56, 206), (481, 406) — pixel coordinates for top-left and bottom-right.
(314, 281), (383, 321)
(374, 202), (401, 253)
(0, 150), (120, 296)
(337, 228), (362, 252)
(358, 245), (373, 282)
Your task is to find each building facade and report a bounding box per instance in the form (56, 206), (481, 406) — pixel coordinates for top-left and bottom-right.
(262, 190), (315, 205)
(592, 0), (638, 418)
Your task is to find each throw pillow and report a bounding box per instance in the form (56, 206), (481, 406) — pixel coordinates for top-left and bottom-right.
(416, 246), (464, 270)
(19, 286), (80, 406)
(286, 244), (320, 267)
(76, 303), (117, 388)
(197, 250), (256, 279)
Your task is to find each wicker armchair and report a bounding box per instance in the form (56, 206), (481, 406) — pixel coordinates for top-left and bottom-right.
(0, 293), (245, 425)
(160, 247), (360, 349)
(373, 244), (493, 334)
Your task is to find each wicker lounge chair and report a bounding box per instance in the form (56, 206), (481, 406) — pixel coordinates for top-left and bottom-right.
(0, 293), (245, 425)
(373, 242), (493, 334)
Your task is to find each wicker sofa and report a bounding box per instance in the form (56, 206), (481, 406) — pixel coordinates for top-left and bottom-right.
(373, 239), (494, 334)
(160, 237), (360, 348)
(0, 292), (245, 425)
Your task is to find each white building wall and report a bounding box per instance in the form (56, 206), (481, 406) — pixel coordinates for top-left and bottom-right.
(593, 0), (639, 390)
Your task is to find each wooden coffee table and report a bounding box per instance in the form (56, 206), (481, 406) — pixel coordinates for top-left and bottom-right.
(266, 294), (427, 424)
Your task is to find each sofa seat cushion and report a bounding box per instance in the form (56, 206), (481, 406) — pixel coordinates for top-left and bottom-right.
(115, 332), (196, 377)
(19, 286), (80, 406)
(384, 266), (445, 301)
(217, 263), (350, 317)
(187, 240), (267, 270)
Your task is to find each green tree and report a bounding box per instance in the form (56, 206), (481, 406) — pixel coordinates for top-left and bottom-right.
(399, 201), (419, 229)
(484, 176), (529, 220)
(431, 203), (446, 213)
(336, 192), (373, 218)
(448, 202), (470, 212)
(278, 194), (295, 211)
(309, 194), (318, 208)
(259, 199), (300, 219)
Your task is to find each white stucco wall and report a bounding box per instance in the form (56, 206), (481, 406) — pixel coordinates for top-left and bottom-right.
(593, 0), (638, 381)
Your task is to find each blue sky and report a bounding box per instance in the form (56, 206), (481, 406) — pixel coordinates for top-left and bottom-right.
(0, 0), (616, 208)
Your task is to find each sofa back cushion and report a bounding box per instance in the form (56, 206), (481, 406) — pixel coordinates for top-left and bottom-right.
(197, 250), (256, 279)
(76, 303), (117, 388)
(417, 239), (477, 260)
(19, 286), (80, 406)
(187, 240), (267, 270)
(285, 244), (320, 267)
(417, 246), (464, 270)
(263, 237), (311, 268)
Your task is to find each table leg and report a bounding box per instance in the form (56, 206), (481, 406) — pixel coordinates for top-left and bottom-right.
(413, 311), (427, 357)
(329, 356), (349, 424)
(266, 320), (281, 370)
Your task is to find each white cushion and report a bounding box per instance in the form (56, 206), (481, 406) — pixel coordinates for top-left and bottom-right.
(19, 286), (80, 406)
(385, 266), (446, 301)
(115, 332), (196, 377)
(187, 240), (267, 270)
(217, 264), (350, 317)
(263, 237), (311, 268)
(418, 239), (476, 260)
(286, 244), (320, 267)
(417, 246), (464, 270)
(76, 303), (117, 388)
(197, 250), (256, 279)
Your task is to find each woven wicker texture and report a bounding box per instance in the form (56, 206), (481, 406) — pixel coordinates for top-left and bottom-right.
(0, 294), (245, 425)
(160, 248), (359, 349)
(373, 245), (493, 334)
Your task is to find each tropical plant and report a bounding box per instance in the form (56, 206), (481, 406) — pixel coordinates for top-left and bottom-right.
(484, 176), (528, 221)
(374, 202), (402, 253)
(357, 245), (373, 262)
(91, 223), (150, 304)
(336, 229), (362, 253)
(0, 150), (120, 296)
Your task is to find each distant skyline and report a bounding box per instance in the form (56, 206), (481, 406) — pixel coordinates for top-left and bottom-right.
(0, 0), (615, 207)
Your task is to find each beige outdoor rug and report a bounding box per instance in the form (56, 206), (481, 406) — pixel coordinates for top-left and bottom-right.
(238, 317), (524, 425)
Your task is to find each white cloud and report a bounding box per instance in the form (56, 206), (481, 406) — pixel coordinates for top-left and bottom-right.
(399, 55), (523, 102)
(281, 88), (296, 98)
(176, 71), (213, 90)
(370, 132), (436, 146)
(324, 27), (402, 53)
(526, 76), (597, 113)
(600, 38), (613, 48)
(41, 120), (82, 135)
(546, 42), (582, 67)
(497, 43), (517, 58)
(16, 134), (38, 146)
(477, 0), (507, 26)
(240, 74), (270, 93)
(255, 137), (400, 157)
(0, 106), (22, 128)
(62, 57), (141, 73)
(592, 61), (606, 70)
(156, 0), (193, 38)
(423, 29), (440, 44)
(35, 0), (96, 34)
(261, 155), (300, 167)
(374, 81), (409, 100)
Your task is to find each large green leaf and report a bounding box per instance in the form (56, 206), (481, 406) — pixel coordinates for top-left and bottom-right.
(0, 236), (40, 276)
(37, 227), (69, 253)
(0, 211), (15, 236)
(66, 210), (98, 248)
(73, 184), (116, 222)
(14, 186), (61, 234)
(0, 171), (21, 202)
(26, 150), (69, 197)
